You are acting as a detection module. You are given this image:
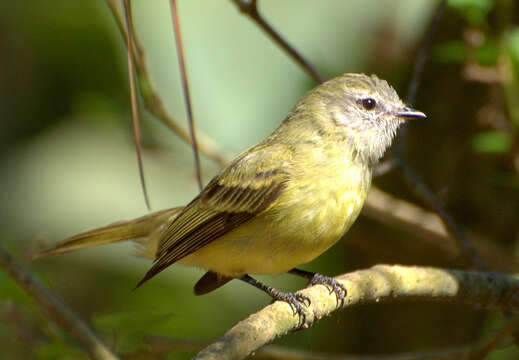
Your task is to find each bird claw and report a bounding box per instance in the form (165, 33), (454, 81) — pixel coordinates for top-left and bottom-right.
(296, 293), (311, 307)
(308, 273), (347, 307)
(272, 291), (311, 326)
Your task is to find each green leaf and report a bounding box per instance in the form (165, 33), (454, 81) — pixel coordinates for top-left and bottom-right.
(471, 131), (512, 153)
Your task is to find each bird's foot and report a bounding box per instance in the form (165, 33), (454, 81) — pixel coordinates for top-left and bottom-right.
(308, 273), (347, 307)
(289, 269), (347, 307)
(269, 288), (311, 325)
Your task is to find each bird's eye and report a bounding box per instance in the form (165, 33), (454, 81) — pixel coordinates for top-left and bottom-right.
(361, 98), (376, 110)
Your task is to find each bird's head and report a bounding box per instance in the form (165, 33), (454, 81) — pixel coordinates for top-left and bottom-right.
(283, 73), (426, 165)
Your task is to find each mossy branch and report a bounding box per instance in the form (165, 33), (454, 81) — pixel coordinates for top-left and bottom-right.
(194, 264), (519, 360)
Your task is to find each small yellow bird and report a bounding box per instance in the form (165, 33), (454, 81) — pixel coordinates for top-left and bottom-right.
(35, 73), (425, 316)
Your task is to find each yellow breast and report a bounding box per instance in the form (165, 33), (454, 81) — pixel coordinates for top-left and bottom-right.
(272, 152), (371, 262)
(180, 147), (372, 277)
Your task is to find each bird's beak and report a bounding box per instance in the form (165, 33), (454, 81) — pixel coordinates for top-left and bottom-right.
(395, 107), (427, 120)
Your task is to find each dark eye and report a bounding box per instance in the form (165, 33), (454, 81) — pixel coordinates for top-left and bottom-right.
(361, 98), (376, 110)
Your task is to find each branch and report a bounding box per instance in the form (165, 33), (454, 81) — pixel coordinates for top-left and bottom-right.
(193, 265), (519, 360)
(0, 246), (119, 360)
(373, 0), (487, 273)
(231, 0), (325, 84)
(363, 186), (517, 270)
(398, 162), (487, 270)
(122, 0), (151, 210)
(169, 0), (203, 190)
(391, 0), (447, 157)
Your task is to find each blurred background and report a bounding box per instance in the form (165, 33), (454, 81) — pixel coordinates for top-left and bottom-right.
(1, 0), (518, 359)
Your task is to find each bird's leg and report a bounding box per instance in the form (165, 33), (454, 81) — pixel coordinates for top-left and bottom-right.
(289, 268), (347, 306)
(239, 274), (310, 325)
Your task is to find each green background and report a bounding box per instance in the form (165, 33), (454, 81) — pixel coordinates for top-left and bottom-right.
(1, 0), (518, 359)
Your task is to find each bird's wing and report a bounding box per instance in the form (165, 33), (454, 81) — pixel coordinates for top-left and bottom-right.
(136, 145), (291, 287)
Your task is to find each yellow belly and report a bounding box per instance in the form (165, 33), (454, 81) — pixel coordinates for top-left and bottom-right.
(180, 159), (371, 276)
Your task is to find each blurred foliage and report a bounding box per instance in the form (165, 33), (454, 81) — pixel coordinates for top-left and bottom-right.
(472, 131), (512, 153)
(1, 0), (519, 359)
(449, 0), (494, 25)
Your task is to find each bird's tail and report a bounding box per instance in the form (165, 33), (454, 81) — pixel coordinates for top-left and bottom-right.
(33, 207), (184, 259)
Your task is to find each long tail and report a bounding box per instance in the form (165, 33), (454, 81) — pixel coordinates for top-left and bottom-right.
(33, 207), (183, 259)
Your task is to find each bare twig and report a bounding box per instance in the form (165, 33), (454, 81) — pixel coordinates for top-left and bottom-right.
(105, 0), (232, 168)
(193, 264), (519, 360)
(393, 161), (519, 346)
(372, 0), (445, 168)
(231, 0), (325, 84)
(105, 0), (143, 67)
(363, 186), (517, 271)
(407, 1), (446, 107)
(372, 0), (445, 174)
(372, 0), (487, 273)
(0, 246), (119, 360)
(398, 162), (487, 270)
(122, 0), (151, 210)
(472, 314), (519, 359)
(169, 0), (203, 190)
(1, 301), (46, 346)
(396, 0), (446, 156)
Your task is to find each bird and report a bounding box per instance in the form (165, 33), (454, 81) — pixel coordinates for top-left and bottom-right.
(35, 73), (426, 318)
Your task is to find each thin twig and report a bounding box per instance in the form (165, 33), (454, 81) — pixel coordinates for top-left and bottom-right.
(125, 0), (144, 67)
(123, 0), (151, 210)
(105, 0), (142, 68)
(231, 0), (325, 84)
(105, 0), (232, 168)
(363, 186), (517, 270)
(398, 162), (487, 270)
(390, 157), (519, 344)
(372, 0), (487, 272)
(1, 301), (46, 346)
(406, 1), (447, 108)
(193, 265), (519, 360)
(395, 0), (447, 156)
(169, 0), (203, 191)
(472, 314), (519, 359)
(0, 246), (119, 360)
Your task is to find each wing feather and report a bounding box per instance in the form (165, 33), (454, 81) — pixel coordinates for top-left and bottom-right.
(135, 146), (291, 287)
